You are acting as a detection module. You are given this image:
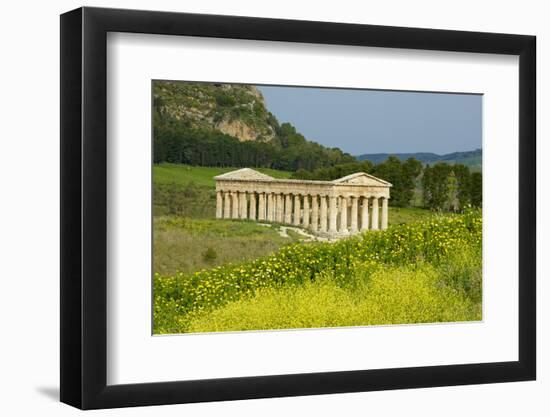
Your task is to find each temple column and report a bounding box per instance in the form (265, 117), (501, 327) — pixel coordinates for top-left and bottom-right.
(277, 194), (284, 223)
(293, 195), (301, 226)
(216, 191), (223, 219)
(249, 192), (257, 220)
(273, 193), (279, 221)
(311, 195), (319, 232)
(231, 192), (239, 219)
(302, 195), (310, 228)
(381, 197), (389, 230)
(223, 191), (231, 219)
(274, 194), (279, 222)
(274, 194), (279, 221)
(329, 196), (337, 234)
(266, 193), (273, 221)
(239, 192), (247, 219)
(258, 193), (266, 221)
(350, 196), (358, 233)
(272, 194), (278, 222)
(284, 194), (292, 224)
(339, 196), (348, 234)
(319, 195), (327, 232)
(360, 196), (369, 231)
(371, 197), (379, 230)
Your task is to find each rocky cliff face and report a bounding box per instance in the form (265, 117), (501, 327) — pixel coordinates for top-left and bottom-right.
(214, 118), (261, 142)
(153, 81), (278, 142)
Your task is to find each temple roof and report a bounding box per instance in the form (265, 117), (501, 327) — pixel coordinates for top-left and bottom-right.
(214, 168), (391, 187)
(332, 172), (392, 187)
(214, 168), (275, 181)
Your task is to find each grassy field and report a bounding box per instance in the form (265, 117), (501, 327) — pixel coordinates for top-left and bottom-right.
(388, 206), (440, 226)
(154, 209), (482, 334)
(153, 164), (291, 218)
(154, 217), (304, 276)
(153, 165), (310, 275)
(154, 163), (291, 188)
(154, 206), (435, 276)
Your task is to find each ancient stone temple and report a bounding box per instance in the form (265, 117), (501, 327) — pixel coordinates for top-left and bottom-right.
(214, 168), (391, 238)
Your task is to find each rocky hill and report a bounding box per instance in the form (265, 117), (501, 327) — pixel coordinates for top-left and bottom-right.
(153, 81), (278, 142)
(152, 81), (356, 171)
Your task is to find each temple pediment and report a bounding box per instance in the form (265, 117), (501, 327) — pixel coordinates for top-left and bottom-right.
(332, 172), (392, 187)
(214, 168), (274, 181)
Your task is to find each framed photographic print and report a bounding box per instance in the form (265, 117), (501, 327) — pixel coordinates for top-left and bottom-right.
(60, 6), (536, 409)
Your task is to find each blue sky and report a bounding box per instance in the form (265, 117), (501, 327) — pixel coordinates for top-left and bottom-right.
(257, 85), (482, 156)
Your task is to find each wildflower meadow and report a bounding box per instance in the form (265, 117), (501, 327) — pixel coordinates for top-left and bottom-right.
(154, 208), (482, 334)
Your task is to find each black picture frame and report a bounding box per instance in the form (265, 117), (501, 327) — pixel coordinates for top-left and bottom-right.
(60, 6), (536, 410)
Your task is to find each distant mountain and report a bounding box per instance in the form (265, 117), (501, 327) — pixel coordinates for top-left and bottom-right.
(357, 149), (482, 169)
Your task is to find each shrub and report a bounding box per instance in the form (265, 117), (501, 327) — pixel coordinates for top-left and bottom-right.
(214, 92), (236, 107)
(202, 247), (218, 263)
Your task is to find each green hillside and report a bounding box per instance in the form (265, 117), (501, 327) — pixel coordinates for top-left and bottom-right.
(154, 163), (291, 188)
(153, 164), (292, 218)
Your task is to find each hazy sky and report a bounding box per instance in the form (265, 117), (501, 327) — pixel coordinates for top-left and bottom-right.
(257, 85), (482, 156)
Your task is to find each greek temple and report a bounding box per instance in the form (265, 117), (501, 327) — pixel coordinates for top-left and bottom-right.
(214, 168), (391, 238)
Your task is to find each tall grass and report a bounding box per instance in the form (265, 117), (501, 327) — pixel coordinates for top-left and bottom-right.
(154, 217), (303, 275)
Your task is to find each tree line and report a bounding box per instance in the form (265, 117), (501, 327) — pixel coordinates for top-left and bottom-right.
(293, 156), (481, 211)
(153, 113), (356, 171)
(423, 163), (482, 210)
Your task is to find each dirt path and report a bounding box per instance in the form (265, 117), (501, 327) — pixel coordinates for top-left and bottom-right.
(258, 223), (329, 242)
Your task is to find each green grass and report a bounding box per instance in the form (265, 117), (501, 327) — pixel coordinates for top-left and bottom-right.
(154, 210), (482, 334)
(154, 217), (303, 275)
(153, 164), (292, 218)
(388, 206), (444, 226)
(154, 163), (291, 188)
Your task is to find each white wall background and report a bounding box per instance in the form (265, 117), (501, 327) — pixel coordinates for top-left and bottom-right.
(0, 0), (545, 415)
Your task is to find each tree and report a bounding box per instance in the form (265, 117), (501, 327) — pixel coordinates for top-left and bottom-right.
(372, 156), (421, 207)
(423, 162), (452, 210)
(403, 157), (423, 178)
(422, 165), (433, 208)
(402, 157), (423, 206)
(291, 161), (374, 181)
(452, 164), (472, 210)
(295, 157), (421, 208)
(470, 172), (482, 207)
(153, 115), (356, 172)
(446, 171), (459, 211)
